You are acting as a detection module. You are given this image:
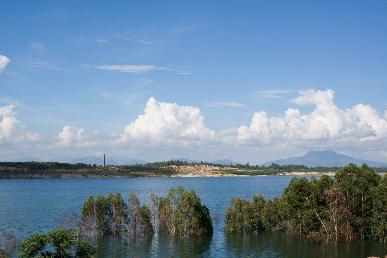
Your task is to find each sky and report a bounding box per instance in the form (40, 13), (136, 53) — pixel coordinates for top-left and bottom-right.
(0, 1), (387, 164)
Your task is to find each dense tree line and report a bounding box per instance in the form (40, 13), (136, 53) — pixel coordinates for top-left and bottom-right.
(225, 163), (386, 242)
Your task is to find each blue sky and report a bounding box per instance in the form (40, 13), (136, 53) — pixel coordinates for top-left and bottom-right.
(0, 1), (386, 163)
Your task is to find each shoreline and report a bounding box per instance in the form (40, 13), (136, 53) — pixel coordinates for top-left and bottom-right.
(0, 171), (337, 179)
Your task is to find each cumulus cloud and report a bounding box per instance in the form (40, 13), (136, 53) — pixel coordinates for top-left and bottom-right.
(0, 104), (40, 143)
(0, 55), (10, 73)
(58, 126), (85, 146)
(0, 105), (18, 141)
(119, 97), (215, 145)
(237, 89), (387, 146)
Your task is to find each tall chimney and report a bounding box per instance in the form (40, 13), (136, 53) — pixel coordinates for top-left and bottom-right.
(103, 154), (106, 167)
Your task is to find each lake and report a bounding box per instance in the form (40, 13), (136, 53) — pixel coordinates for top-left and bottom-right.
(0, 177), (385, 257)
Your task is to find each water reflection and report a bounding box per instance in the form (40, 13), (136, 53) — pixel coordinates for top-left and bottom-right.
(225, 231), (386, 258)
(94, 232), (212, 258)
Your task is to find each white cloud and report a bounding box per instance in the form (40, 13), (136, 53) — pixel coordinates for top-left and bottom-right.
(1, 90), (386, 164)
(0, 105), (18, 141)
(0, 104), (40, 143)
(206, 101), (246, 108)
(96, 39), (109, 43)
(93, 64), (190, 74)
(58, 126), (85, 146)
(119, 97), (215, 145)
(237, 89), (387, 145)
(116, 35), (154, 45)
(254, 89), (294, 99)
(0, 55), (10, 73)
(95, 64), (159, 73)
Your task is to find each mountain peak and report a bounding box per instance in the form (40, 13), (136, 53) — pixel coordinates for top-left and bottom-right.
(265, 150), (386, 168)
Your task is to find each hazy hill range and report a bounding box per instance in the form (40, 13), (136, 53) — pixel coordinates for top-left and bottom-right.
(212, 159), (238, 165)
(71, 156), (146, 166)
(265, 150), (387, 168)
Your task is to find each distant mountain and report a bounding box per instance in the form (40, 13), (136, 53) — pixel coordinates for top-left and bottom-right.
(265, 150), (387, 168)
(173, 158), (200, 163)
(212, 159), (237, 166)
(12, 157), (44, 162)
(71, 156), (146, 165)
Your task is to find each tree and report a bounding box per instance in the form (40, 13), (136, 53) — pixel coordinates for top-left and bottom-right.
(128, 193), (154, 237)
(261, 197), (287, 231)
(106, 193), (128, 236)
(95, 195), (109, 236)
(18, 228), (95, 258)
(370, 174), (387, 242)
(322, 187), (354, 241)
(282, 177), (312, 234)
(80, 196), (97, 238)
(158, 186), (213, 236)
(224, 198), (256, 233)
(335, 163), (381, 239)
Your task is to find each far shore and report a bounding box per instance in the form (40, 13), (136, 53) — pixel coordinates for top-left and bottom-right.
(0, 171), (337, 179)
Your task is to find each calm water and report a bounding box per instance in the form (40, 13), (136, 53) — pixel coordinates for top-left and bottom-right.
(0, 177), (385, 257)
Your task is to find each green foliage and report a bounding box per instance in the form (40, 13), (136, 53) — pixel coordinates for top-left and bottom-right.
(158, 186), (213, 236)
(95, 195), (109, 236)
(224, 198), (256, 233)
(18, 228), (95, 258)
(128, 193), (154, 237)
(335, 163), (381, 239)
(370, 174), (387, 241)
(106, 193), (128, 236)
(0, 248), (9, 258)
(224, 164), (386, 242)
(80, 192), (153, 239)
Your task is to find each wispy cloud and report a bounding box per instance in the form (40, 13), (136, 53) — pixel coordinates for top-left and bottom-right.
(92, 64), (190, 75)
(172, 25), (196, 34)
(206, 101), (246, 108)
(30, 41), (46, 54)
(0, 96), (21, 106)
(97, 79), (154, 107)
(115, 35), (153, 45)
(96, 39), (109, 43)
(94, 64), (157, 73)
(254, 89), (295, 99)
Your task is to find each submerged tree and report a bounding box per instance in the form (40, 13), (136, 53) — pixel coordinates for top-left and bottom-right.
(324, 187), (354, 241)
(224, 198), (256, 233)
(370, 174), (387, 242)
(106, 193), (128, 236)
(80, 196), (97, 239)
(335, 163), (381, 239)
(18, 228), (95, 258)
(158, 186), (213, 236)
(128, 193), (154, 237)
(224, 164), (385, 243)
(80, 193), (145, 238)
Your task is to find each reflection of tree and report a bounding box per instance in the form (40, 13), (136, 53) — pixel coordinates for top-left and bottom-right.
(95, 235), (153, 258)
(157, 231), (212, 258)
(225, 231), (385, 258)
(94, 232), (211, 258)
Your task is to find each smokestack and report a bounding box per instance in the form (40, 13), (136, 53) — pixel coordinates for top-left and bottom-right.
(103, 154), (106, 167)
